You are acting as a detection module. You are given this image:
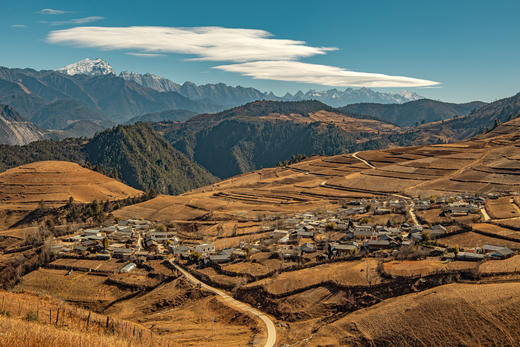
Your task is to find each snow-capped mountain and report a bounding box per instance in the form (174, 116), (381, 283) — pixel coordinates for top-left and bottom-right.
(57, 58), (115, 76)
(60, 58), (423, 107)
(120, 71), (423, 107)
(280, 88), (423, 107)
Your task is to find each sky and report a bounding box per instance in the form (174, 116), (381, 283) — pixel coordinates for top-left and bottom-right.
(2, 0), (519, 102)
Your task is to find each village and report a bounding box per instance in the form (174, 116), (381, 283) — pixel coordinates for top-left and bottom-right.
(43, 192), (517, 279)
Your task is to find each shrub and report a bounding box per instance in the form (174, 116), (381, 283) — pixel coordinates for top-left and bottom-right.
(325, 222), (337, 231)
(24, 310), (39, 322)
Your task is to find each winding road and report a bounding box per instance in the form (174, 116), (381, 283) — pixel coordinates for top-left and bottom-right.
(352, 151), (376, 169)
(173, 263), (277, 347)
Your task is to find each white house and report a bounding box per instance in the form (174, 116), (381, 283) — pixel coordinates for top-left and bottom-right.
(195, 243), (216, 254)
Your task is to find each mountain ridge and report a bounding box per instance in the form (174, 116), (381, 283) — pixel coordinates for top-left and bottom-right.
(340, 99), (487, 127)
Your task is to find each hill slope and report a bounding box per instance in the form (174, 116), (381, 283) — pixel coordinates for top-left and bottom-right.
(0, 160), (141, 211)
(0, 123), (217, 195)
(312, 282), (520, 346)
(84, 123), (217, 195)
(156, 100), (420, 178)
(416, 92), (520, 141)
(0, 104), (46, 145)
(340, 99), (486, 127)
(126, 109), (196, 124)
(116, 111), (520, 223)
(31, 99), (113, 131)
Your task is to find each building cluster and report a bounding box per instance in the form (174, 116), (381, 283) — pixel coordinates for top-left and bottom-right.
(47, 192), (515, 270)
(50, 219), (177, 261)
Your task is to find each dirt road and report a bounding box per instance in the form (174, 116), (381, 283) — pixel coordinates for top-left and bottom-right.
(173, 263), (277, 347)
(352, 151), (376, 169)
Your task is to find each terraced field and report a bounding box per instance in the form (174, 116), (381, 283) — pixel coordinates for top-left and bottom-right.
(115, 118), (520, 243)
(0, 161), (142, 228)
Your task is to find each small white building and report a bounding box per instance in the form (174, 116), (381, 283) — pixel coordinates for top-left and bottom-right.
(195, 243), (216, 254)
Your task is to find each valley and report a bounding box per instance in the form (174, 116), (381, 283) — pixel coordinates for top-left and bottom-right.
(1, 111), (520, 345)
(1, 2), (519, 345)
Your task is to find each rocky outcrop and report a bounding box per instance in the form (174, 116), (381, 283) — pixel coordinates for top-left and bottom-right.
(0, 104), (46, 145)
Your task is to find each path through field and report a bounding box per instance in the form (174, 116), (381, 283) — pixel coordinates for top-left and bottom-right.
(173, 264), (277, 347)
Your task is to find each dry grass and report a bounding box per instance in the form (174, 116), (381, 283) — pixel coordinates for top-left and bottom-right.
(244, 259), (382, 295)
(486, 197), (520, 219)
(0, 290), (170, 347)
(0, 161), (141, 212)
(16, 268), (132, 311)
(382, 259), (476, 277)
(438, 231), (520, 250)
(0, 315), (154, 347)
(479, 255), (520, 275)
(310, 282), (520, 346)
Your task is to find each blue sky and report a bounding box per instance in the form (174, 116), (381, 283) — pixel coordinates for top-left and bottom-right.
(2, 0), (519, 102)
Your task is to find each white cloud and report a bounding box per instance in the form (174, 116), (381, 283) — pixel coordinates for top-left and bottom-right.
(47, 26), (336, 62)
(11, 24), (27, 29)
(215, 61), (439, 87)
(38, 9), (69, 15)
(50, 16), (104, 26)
(126, 52), (166, 57)
(46, 25), (440, 87)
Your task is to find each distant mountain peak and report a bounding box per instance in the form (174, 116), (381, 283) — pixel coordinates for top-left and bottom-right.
(57, 58), (115, 76)
(397, 90), (422, 101)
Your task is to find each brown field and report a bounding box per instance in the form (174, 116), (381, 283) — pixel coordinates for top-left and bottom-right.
(309, 282), (520, 346)
(244, 259), (382, 296)
(114, 123), (520, 232)
(105, 277), (261, 346)
(49, 259), (125, 273)
(415, 208), (451, 225)
(0, 161), (141, 228)
(222, 252), (298, 278)
(479, 255), (520, 275)
(438, 231), (520, 250)
(260, 110), (399, 135)
(471, 223), (520, 241)
(486, 196), (520, 219)
(16, 268), (132, 311)
(495, 217), (520, 230)
(382, 259), (477, 277)
(196, 266), (246, 288)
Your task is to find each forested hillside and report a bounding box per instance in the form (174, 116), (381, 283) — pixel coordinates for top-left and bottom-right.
(0, 123), (216, 194)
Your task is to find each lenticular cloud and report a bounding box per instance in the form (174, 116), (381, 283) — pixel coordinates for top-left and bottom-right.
(47, 26), (335, 62)
(47, 26), (439, 87)
(215, 61), (439, 87)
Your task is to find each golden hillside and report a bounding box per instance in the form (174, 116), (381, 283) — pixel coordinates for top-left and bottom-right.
(0, 161), (142, 212)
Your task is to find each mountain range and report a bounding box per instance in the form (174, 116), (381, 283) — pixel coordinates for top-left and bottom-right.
(0, 58), (432, 141)
(340, 99), (487, 127)
(69, 58), (424, 108)
(0, 90), (519, 193)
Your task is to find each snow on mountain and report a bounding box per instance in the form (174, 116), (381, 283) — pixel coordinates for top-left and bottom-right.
(57, 58), (115, 76)
(281, 88), (423, 106)
(59, 58), (422, 108)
